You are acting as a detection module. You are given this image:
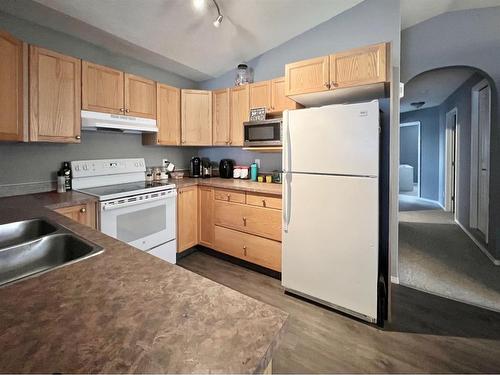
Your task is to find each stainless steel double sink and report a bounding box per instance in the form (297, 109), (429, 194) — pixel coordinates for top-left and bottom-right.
(0, 218), (103, 287)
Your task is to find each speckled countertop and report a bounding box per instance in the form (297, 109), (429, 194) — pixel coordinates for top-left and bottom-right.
(0, 192), (288, 373)
(173, 177), (282, 196)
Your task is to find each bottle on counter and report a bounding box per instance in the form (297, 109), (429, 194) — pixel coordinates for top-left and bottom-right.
(250, 163), (258, 181)
(59, 162), (72, 191)
(57, 172), (66, 193)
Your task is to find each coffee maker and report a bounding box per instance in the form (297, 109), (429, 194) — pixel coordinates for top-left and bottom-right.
(190, 157), (201, 178)
(201, 158), (212, 178)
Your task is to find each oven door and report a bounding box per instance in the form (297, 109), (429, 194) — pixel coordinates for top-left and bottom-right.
(244, 119), (282, 147)
(99, 190), (176, 251)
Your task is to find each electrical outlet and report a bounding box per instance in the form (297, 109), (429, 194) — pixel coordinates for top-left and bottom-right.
(255, 159), (261, 168)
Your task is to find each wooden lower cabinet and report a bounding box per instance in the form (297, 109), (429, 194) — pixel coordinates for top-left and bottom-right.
(177, 185), (198, 253)
(214, 200), (282, 242)
(198, 186), (214, 247)
(214, 188), (246, 204)
(214, 225), (281, 272)
(54, 202), (96, 229)
(246, 192), (282, 210)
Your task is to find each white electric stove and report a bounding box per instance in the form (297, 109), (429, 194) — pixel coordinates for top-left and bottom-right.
(71, 158), (177, 264)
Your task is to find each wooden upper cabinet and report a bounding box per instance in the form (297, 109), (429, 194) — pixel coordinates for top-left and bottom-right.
(82, 61), (124, 114)
(124, 73), (156, 119)
(284, 56), (329, 96)
(29, 46), (81, 143)
(181, 89), (212, 146)
(0, 30), (26, 142)
(144, 83), (180, 145)
(271, 77), (301, 113)
(212, 88), (230, 146)
(229, 85), (249, 146)
(330, 43), (389, 89)
(249, 80), (271, 111)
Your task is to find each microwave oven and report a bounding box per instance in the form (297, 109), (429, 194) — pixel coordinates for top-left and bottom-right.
(243, 118), (282, 147)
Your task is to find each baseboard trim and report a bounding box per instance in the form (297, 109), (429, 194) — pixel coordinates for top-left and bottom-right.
(390, 276), (399, 284)
(455, 219), (500, 266)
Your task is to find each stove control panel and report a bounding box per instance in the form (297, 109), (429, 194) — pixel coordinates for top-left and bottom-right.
(71, 158), (146, 178)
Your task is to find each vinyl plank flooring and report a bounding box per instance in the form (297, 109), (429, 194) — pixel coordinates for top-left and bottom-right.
(178, 251), (500, 373)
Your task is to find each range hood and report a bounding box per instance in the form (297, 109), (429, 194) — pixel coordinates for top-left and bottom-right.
(81, 110), (158, 134)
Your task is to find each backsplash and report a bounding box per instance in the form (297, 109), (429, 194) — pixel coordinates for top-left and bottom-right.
(197, 147), (282, 172)
(0, 131), (197, 197)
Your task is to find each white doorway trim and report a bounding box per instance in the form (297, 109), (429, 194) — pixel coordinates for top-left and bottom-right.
(470, 79), (491, 242)
(444, 108), (458, 215)
(400, 121), (421, 197)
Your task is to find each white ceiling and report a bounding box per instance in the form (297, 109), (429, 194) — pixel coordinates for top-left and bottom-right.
(401, 0), (500, 29)
(28, 0), (363, 80)
(400, 68), (474, 113)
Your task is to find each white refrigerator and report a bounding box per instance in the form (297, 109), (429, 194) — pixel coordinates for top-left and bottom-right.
(282, 100), (380, 323)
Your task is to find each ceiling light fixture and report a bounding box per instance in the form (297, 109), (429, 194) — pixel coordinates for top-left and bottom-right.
(410, 101), (425, 109)
(212, 0), (223, 27)
(192, 0), (206, 12)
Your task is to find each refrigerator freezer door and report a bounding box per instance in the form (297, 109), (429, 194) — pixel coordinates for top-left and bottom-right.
(282, 172), (379, 321)
(283, 101), (379, 176)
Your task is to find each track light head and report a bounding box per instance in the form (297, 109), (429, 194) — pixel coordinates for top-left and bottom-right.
(213, 14), (223, 27)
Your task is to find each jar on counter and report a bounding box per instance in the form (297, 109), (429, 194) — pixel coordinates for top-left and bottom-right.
(145, 167), (154, 183)
(160, 167), (169, 180)
(153, 167), (162, 181)
(233, 166), (241, 179)
(240, 166), (249, 179)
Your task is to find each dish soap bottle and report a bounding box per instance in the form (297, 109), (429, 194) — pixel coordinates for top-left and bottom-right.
(59, 162), (72, 191)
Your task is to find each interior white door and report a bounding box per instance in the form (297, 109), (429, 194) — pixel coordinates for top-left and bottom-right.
(477, 86), (490, 238)
(282, 172), (379, 321)
(283, 101), (379, 176)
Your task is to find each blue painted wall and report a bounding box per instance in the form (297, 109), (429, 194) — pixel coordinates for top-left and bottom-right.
(401, 6), (500, 259)
(399, 124), (419, 183)
(400, 107), (440, 201)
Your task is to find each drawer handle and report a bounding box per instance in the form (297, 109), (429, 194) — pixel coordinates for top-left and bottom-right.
(80, 207), (86, 213)
(227, 194), (230, 201)
(242, 217), (247, 226)
(262, 199), (266, 207)
(243, 245), (247, 256)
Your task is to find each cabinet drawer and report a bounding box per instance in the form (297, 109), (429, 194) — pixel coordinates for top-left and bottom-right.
(214, 188), (246, 204)
(246, 193), (282, 210)
(214, 201), (281, 241)
(214, 226), (282, 271)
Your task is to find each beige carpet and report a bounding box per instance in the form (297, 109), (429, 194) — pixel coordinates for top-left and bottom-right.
(399, 209), (500, 312)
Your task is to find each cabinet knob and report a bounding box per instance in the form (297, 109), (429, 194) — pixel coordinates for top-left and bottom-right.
(262, 199), (266, 207)
(125, 109), (130, 113)
(243, 245), (247, 256)
(75, 135), (81, 140)
(242, 217), (247, 225)
(226, 194), (230, 201)
(331, 82), (338, 88)
(80, 207), (86, 213)
(324, 82), (331, 89)
(120, 108), (125, 112)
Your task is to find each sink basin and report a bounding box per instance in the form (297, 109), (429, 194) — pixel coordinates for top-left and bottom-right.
(0, 219), (58, 248)
(0, 233), (103, 287)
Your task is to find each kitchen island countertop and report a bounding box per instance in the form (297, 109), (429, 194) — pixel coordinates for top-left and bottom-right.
(0, 192), (288, 373)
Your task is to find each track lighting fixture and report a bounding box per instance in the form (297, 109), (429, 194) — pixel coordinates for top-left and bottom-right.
(212, 0), (223, 27)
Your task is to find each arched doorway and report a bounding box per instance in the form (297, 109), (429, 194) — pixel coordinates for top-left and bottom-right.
(398, 66), (500, 312)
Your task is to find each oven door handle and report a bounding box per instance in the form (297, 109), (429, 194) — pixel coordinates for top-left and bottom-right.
(101, 191), (176, 211)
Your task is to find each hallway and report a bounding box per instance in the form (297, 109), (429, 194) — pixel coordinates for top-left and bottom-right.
(399, 206), (500, 312)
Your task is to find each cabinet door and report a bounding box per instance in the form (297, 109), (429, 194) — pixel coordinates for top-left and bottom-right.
(229, 85), (249, 146)
(284, 56), (329, 96)
(148, 83), (180, 145)
(271, 77), (301, 113)
(181, 89), (212, 146)
(330, 43), (388, 89)
(29, 46), (81, 143)
(0, 30), (26, 142)
(249, 80), (271, 111)
(54, 202), (96, 229)
(198, 186), (214, 247)
(212, 88), (230, 146)
(124, 73), (156, 119)
(177, 186), (198, 253)
(82, 61), (124, 115)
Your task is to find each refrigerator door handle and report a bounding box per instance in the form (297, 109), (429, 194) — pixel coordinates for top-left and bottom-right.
(283, 111), (291, 172)
(283, 172), (291, 232)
